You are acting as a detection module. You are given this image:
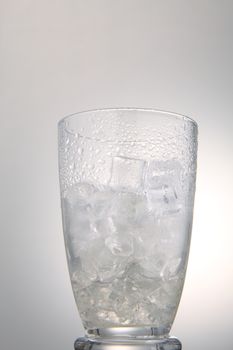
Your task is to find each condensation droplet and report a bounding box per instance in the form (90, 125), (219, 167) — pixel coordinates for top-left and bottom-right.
(77, 147), (83, 155)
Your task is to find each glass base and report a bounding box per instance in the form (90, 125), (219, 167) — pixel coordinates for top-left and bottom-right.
(74, 331), (181, 350)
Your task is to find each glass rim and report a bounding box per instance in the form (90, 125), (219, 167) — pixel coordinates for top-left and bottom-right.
(58, 107), (198, 128)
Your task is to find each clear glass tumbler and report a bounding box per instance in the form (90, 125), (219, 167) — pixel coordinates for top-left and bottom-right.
(58, 108), (198, 350)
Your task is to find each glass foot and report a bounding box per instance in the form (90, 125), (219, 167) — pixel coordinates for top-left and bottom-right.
(74, 336), (182, 350)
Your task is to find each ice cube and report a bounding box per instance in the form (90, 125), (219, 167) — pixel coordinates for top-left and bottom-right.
(64, 199), (99, 257)
(153, 276), (183, 317)
(94, 216), (117, 239)
(131, 214), (161, 262)
(147, 184), (182, 216)
(71, 264), (97, 290)
(160, 257), (182, 281)
(63, 182), (97, 205)
(74, 286), (95, 317)
(95, 247), (126, 282)
(144, 160), (183, 216)
(110, 275), (142, 324)
(63, 185), (117, 258)
(96, 310), (120, 325)
(62, 183), (99, 255)
(81, 282), (113, 312)
(89, 187), (114, 219)
(125, 262), (162, 294)
(109, 191), (136, 225)
(139, 253), (167, 279)
(105, 233), (133, 257)
(79, 237), (127, 283)
(157, 213), (187, 254)
(110, 268), (159, 325)
(144, 160), (183, 190)
(109, 191), (149, 230)
(110, 156), (145, 191)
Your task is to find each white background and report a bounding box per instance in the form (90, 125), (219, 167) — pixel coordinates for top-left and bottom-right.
(1, 1), (233, 349)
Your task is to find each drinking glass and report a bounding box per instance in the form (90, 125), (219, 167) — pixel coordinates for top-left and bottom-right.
(58, 108), (198, 350)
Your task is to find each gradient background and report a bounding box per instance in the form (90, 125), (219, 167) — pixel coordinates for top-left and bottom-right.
(1, 1), (233, 349)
